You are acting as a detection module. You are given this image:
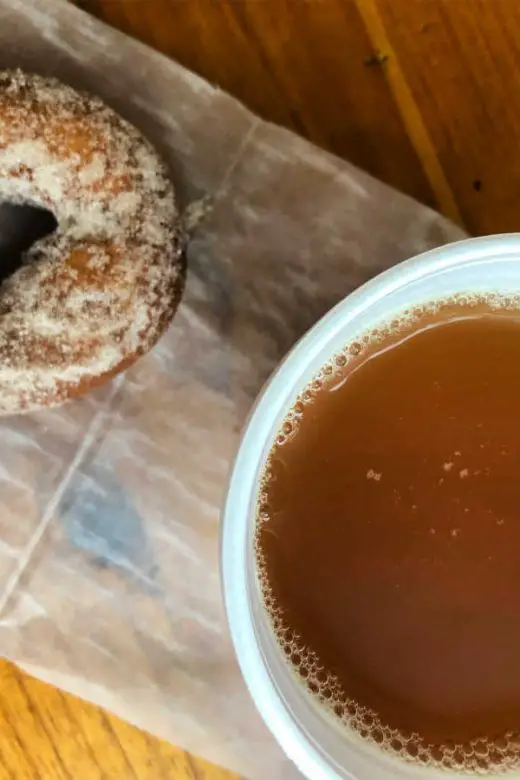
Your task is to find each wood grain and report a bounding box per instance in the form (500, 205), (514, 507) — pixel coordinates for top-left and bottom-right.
(75, 0), (436, 208)
(8, 0), (520, 777)
(77, 0), (520, 235)
(366, 0), (520, 234)
(0, 660), (237, 780)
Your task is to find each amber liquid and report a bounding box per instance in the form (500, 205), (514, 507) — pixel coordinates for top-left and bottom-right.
(257, 305), (520, 771)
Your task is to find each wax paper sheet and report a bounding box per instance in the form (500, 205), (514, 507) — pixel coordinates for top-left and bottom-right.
(0, 1), (466, 777)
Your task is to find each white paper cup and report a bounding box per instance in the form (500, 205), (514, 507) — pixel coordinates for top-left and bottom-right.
(221, 235), (520, 780)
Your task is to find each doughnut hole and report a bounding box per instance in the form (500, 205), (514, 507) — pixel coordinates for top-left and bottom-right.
(0, 202), (57, 284)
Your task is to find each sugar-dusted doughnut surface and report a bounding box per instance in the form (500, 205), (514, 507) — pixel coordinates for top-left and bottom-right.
(0, 70), (184, 414)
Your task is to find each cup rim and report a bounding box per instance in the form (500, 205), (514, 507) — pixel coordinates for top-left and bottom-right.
(221, 234), (520, 780)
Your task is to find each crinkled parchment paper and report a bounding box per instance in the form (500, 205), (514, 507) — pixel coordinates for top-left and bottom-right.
(0, 1), (465, 777)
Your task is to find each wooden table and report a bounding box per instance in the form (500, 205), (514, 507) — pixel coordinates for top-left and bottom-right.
(0, 661), (236, 779)
(4, 0), (520, 777)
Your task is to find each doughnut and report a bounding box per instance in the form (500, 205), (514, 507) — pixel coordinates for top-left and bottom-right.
(0, 70), (185, 415)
